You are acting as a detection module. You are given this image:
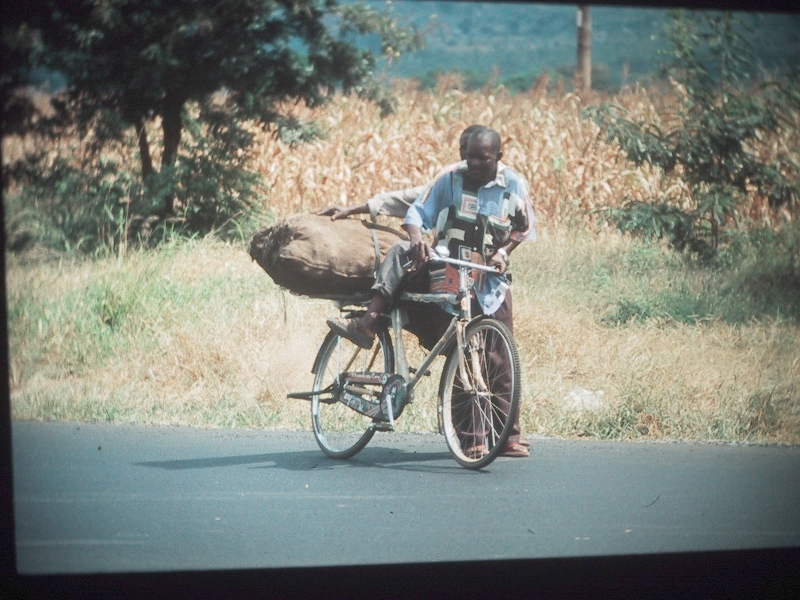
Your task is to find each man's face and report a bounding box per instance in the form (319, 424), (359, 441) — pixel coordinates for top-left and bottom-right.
(464, 138), (501, 187)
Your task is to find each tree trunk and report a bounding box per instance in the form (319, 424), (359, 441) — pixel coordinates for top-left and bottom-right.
(136, 119), (154, 178)
(576, 6), (591, 95)
(159, 92), (184, 215)
(161, 93), (183, 168)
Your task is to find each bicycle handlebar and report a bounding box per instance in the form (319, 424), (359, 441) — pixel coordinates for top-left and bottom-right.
(430, 248), (501, 273)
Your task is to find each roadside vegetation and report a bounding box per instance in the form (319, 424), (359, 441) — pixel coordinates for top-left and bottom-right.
(6, 82), (799, 443)
(7, 227), (799, 443)
(4, 8), (799, 443)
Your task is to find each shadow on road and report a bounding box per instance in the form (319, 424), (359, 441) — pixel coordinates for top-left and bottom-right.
(135, 447), (487, 475)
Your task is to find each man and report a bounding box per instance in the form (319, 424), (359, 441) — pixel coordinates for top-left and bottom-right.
(328, 126), (534, 457)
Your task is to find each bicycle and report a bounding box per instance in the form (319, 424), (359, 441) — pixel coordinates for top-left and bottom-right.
(288, 246), (521, 470)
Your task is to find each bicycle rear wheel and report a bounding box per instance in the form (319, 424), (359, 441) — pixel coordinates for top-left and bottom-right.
(439, 318), (521, 469)
(312, 327), (394, 459)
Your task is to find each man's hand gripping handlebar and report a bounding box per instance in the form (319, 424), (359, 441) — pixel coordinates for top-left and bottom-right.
(403, 223), (505, 274)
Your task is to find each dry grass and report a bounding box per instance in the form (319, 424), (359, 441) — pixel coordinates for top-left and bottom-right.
(510, 231), (799, 443)
(515, 286), (799, 443)
(7, 232), (799, 444)
(7, 240), (327, 429)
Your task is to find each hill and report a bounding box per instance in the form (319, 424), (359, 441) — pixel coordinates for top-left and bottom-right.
(360, 1), (800, 91)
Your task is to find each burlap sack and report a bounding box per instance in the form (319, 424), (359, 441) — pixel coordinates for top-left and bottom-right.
(249, 214), (408, 298)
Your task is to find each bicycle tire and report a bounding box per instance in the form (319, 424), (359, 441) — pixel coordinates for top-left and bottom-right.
(311, 327), (394, 459)
(439, 318), (521, 469)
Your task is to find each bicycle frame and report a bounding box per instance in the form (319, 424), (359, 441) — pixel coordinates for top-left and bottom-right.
(299, 243), (521, 468)
(290, 247), (502, 430)
(375, 248), (500, 431)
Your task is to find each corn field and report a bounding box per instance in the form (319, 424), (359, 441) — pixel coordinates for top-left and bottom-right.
(245, 80), (796, 228)
(4, 81), (796, 230)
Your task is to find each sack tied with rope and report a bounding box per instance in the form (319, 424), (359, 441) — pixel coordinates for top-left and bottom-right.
(249, 214), (408, 298)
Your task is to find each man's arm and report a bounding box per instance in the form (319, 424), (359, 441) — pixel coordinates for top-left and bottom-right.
(315, 161), (464, 221)
(314, 203), (368, 220)
(509, 176), (536, 243)
(400, 223), (431, 269)
(487, 239), (520, 274)
(315, 186), (423, 221)
(402, 172), (456, 268)
(365, 187), (423, 220)
(487, 172), (534, 274)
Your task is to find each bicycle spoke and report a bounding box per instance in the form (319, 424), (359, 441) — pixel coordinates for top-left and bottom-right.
(441, 318), (521, 469)
(311, 328), (394, 459)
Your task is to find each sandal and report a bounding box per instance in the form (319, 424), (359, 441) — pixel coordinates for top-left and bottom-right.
(501, 442), (530, 458)
(327, 318), (374, 350)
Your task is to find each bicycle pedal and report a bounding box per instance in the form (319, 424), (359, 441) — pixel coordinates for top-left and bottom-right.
(371, 422), (394, 432)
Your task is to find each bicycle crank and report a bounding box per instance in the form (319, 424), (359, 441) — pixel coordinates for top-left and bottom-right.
(337, 372), (408, 422)
(378, 374), (408, 421)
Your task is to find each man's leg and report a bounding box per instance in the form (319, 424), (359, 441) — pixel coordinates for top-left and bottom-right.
(370, 240), (411, 301)
(484, 291), (529, 457)
(327, 241), (410, 348)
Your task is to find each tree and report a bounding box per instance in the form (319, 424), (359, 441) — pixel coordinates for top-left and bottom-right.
(587, 11), (799, 258)
(3, 0), (420, 244)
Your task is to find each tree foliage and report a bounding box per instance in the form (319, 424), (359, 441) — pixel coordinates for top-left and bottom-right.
(3, 0), (421, 250)
(587, 11), (800, 258)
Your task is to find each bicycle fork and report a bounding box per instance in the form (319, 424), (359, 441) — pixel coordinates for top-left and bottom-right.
(455, 264), (489, 396)
(456, 322), (490, 394)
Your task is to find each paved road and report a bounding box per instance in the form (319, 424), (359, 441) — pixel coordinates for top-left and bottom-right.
(12, 420), (800, 574)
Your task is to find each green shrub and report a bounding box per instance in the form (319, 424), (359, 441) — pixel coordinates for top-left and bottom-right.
(138, 104), (267, 241)
(600, 222), (800, 324)
(4, 101), (268, 254)
(720, 223), (800, 320)
(587, 11), (800, 258)
(5, 153), (139, 253)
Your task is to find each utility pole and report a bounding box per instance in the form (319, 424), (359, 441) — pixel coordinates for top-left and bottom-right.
(576, 5), (591, 94)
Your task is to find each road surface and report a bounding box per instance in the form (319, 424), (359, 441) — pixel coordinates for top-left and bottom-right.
(12, 420), (800, 575)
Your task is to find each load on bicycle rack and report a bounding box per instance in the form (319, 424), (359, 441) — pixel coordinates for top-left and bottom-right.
(288, 246), (521, 470)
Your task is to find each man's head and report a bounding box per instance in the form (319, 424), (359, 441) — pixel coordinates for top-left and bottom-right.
(464, 127), (503, 187)
(459, 125), (484, 159)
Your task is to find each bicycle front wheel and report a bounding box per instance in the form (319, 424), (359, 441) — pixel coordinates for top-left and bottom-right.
(440, 318), (521, 469)
(311, 327), (394, 459)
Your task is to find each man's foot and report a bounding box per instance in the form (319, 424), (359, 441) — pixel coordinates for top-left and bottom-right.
(327, 317), (375, 350)
(500, 442), (530, 458)
(464, 444), (488, 459)
(519, 435), (530, 447)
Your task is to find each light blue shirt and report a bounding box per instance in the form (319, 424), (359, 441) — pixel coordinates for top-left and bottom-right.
(404, 164), (534, 315)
